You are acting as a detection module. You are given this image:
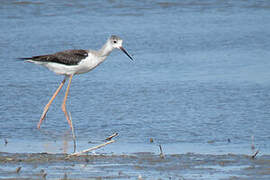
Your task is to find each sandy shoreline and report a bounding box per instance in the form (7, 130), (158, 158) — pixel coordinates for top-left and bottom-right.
(1, 152), (270, 179)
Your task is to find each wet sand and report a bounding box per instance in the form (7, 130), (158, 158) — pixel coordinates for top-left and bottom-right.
(1, 151), (270, 179)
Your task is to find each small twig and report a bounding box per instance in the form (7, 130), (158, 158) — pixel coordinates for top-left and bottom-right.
(159, 145), (165, 159)
(4, 139), (8, 146)
(16, 167), (21, 173)
(68, 140), (115, 157)
(251, 149), (260, 159)
(68, 112), (76, 153)
(40, 169), (47, 179)
(42, 173), (47, 179)
(105, 132), (118, 141)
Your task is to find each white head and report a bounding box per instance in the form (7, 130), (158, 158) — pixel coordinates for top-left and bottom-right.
(110, 35), (123, 49)
(109, 35), (133, 60)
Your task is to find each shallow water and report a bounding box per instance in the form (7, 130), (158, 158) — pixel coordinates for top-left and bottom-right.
(1, 0), (270, 179)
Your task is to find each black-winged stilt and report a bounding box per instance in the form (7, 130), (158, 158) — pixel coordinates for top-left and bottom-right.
(19, 35), (133, 129)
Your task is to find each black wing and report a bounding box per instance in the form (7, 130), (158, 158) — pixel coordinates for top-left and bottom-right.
(19, 49), (89, 65)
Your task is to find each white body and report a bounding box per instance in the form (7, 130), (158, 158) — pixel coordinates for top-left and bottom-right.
(26, 35), (131, 76)
(30, 52), (106, 75)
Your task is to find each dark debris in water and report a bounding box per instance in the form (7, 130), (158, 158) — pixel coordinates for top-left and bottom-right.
(0, 152), (270, 179)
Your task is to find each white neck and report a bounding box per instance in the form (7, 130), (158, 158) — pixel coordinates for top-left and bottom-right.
(99, 40), (114, 57)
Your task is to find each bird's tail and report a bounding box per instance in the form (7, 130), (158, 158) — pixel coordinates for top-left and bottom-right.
(17, 57), (33, 60)
(17, 57), (39, 64)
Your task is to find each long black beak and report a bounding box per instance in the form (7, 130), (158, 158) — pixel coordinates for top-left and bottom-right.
(120, 47), (133, 61)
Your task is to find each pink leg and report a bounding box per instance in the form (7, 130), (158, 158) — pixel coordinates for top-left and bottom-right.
(37, 77), (67, 129)
(61, 74), (73, 129)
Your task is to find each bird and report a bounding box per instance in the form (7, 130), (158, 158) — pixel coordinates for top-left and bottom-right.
(19, 35), (133, 129)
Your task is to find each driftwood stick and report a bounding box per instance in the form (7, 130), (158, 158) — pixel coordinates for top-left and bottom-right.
(68, 112), (76, 153)
(251, 149), (260, 159)
(159, 145), (165, 159)
(69, 140), (115, 157)
(105, 132), (118, 141)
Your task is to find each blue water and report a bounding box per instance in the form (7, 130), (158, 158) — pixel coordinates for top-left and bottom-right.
(0, 0), (270, 155)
